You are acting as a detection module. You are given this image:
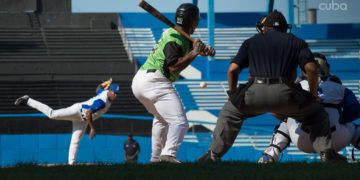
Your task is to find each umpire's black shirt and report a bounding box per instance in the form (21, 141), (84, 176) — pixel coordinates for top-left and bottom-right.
(232, 30), (314, 80)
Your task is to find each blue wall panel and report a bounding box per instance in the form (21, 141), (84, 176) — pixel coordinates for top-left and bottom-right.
(57, 149), (68, 164)
(91, 135), (108, 149)
(120, 12), (266, 28)
(19, 135), (38, 149)
(1, 133), (358, 166)
(57, 134), (71, 149)
(77, 148), (94, 163)
(1, 149), (18, 166)
(39, 135), (57, 149)
(1, 135), (19, 149)
(94, 148), (113, 163)
(18, 149), (37, 163)
(38, 149), (57, 163)
(120, 13), (360, 39)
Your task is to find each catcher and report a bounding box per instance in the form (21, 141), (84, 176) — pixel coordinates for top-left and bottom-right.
(258, 54), (360, 163)
(14, 78), (120, 165)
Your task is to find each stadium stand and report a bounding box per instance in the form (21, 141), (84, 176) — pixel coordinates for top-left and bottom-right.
(121, 28), (155, 60)
(124, 27), (360, 74)
(0, 28), (135, 81)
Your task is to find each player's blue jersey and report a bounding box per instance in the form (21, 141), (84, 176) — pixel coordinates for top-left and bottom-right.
(300, 79), (360, 123)
(318, 80), (345, 104)
(80, 89), (111, 121)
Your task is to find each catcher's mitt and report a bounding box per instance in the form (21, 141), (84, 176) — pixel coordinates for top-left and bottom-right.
(101, 77), (112, 90)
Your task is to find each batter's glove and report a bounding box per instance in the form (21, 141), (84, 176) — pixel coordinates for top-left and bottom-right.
(201, 45), (216, 57)
(101, 77), (112, 90)
(192, 39), (206, 55)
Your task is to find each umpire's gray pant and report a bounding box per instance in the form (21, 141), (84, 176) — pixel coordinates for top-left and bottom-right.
(210, 83), (332, 157)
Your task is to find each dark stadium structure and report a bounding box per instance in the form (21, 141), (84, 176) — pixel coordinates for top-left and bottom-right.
(0, 0), (152, 137)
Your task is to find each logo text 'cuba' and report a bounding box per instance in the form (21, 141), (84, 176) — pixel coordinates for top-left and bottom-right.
(319, 0), (348, 11)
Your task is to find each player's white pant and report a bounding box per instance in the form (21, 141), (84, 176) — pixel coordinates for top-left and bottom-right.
(132, 69), (189, 162)
(264, 107), (356, 161)
(27, 98), (87, 165)
(68, 121), (88, 165)
(27, 98), (82, 121)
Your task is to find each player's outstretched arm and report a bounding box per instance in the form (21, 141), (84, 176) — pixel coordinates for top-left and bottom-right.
(85, 110), (96, 139)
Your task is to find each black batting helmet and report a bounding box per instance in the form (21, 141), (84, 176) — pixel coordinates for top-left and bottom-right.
(259, 10), (291, 33)
(175, 3), (199, 28)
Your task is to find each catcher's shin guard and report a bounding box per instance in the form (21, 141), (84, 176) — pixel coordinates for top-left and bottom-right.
(263, 124), (291, 162)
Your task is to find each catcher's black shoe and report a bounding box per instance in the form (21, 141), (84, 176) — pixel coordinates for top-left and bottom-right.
(320, 149), (347, 163)
(198, 150), (220, 162)
(257, 153), (275, 164)
(14, 95), (29, 106)
(159, 155), (181, 164)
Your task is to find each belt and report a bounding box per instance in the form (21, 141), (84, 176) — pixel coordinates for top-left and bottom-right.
(254, 77), (289, 84)
(146, 69), (157, 73)
(301, 126), (336, 134)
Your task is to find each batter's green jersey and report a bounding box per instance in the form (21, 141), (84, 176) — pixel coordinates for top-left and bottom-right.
(140, 28), (191, 82)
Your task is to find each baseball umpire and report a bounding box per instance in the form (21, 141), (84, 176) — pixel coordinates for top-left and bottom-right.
(199, 10), (346, 163)
(132, 3), (215, 163)
(14, 79), (119, 165)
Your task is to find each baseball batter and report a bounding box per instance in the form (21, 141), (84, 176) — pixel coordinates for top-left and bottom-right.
(131, 3), (215, 163)
(14, 80), (120, 165)
(258, 55), (360, 163)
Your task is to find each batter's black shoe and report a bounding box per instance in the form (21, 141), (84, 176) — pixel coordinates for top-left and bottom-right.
(198, 150), (220, 162)
(320, 149), (347, 163)
(159, 155), (181, 164)
(14, 95), (29, 106)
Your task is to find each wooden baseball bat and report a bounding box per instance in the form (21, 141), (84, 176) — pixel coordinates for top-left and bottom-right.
(139, 0), (216, 56)
(139, 0), (194, 42)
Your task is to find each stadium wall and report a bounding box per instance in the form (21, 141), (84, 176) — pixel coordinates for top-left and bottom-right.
(119, 12), (360, 39)
(0, 132), (318, 167)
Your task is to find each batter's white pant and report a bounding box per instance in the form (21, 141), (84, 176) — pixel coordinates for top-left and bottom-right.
(132, 69), (189, 162)
(27, 98), (88, 165)
(264, 107), (358, 161)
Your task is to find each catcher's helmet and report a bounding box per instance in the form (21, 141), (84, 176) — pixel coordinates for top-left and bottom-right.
(175, 3), (199, 28)
(257, 10), (291, 33)
(313, 52), (330, 80)
(299, 53), (330, 81)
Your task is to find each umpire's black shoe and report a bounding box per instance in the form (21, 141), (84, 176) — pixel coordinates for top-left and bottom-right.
(320, 149), (347, 163)
(14, 95), (29, 106)
(198, 150), (220, 162)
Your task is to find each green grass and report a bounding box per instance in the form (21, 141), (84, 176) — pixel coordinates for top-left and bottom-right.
(1, 162), (359, 180)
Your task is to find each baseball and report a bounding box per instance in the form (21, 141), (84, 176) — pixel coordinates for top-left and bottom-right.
(199, 81), (207, 88)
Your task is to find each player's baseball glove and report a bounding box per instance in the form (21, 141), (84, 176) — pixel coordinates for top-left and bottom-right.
(101, 77), (112, 90)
